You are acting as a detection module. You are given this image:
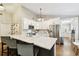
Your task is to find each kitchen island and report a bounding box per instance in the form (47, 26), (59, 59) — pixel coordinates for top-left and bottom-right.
(0, 35), (57, 56)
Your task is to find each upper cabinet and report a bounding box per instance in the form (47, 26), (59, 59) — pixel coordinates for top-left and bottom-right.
(23, 17), (60, 30)
(0, 12), (12, 24)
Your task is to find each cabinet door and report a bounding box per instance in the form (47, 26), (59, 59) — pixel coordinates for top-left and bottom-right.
(0, 24), (11, 35)
(17, 44), (33, 56)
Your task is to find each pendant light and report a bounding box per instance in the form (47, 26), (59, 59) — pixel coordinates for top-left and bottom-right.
(37, 8), (44, 21)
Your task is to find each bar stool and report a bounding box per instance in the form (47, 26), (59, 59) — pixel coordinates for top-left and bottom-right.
(1, 36), (17, 56)
(1, 36), (9, 56)
(72, 42), (79, 56)
(75, 46), (79, 55)
(6, 37), (17, 56)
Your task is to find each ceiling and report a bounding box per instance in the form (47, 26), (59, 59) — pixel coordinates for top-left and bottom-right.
(22, 3), (79, 17)
(0, 4), (19, 14)
(1, 3), (79, 17)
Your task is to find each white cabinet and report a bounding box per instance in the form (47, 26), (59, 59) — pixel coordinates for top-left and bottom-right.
(0, 24), (11, 35)
(23, 18), (60, 30)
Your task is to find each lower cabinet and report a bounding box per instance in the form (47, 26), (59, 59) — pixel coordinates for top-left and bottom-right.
(17, 43), (55, 56)
(17, 44), (34, 56)
(15, 40), (55, 56)
(33, 46), (39, 56)
(34, 45), (54, 56)
(16, 40), (34, 56)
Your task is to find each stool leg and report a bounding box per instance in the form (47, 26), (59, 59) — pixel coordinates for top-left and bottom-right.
(1, 43), (3, 56)
(15, 49), (17, 56)
(78, 49), (79, 55)
(76, 49), (78, 55)
(7, 47), (9, 56)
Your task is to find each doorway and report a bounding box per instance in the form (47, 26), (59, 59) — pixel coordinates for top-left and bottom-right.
(56, 19), (75, 56)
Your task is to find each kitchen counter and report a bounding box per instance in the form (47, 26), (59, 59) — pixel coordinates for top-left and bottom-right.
(10, 35), (57, 50)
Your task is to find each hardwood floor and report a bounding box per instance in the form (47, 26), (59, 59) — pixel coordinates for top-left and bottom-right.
(56, 37), (75, 56)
